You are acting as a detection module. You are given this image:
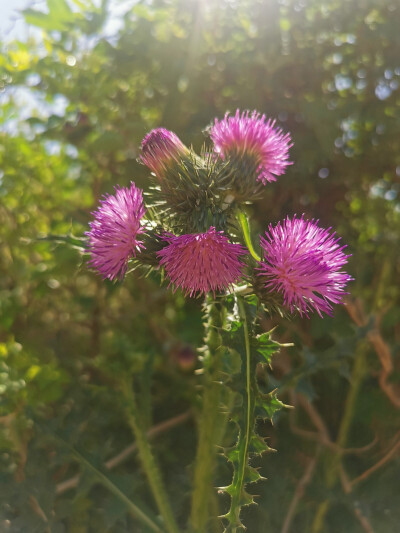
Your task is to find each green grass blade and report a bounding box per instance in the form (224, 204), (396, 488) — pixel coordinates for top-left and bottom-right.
(38, 424), (164, 533)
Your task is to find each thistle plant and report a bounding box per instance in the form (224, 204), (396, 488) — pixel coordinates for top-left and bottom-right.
(85, 110), (351, 532)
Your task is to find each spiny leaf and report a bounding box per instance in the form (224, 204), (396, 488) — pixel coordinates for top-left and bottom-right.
(248, 433), (271, 455)
(253, 332), (281, 365)
(255, 390), (287, 421)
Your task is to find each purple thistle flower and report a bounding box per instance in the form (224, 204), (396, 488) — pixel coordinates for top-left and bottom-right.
(140, 128), (188, 178)
(86, 182), (146, 281)
(210, 109), (293, 185)
(257, 215), (352, 317)
(157, 227), (246, 297)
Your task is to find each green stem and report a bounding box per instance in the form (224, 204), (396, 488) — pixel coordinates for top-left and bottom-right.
(122, 381), (179, 533)
(229, 296), (253, 518)
(190, 297), (228, 532)
(237, 211), (261, 262)
(238, 296), (252, 492)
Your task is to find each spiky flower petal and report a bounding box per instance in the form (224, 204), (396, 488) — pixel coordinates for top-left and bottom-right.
(157, 227), (246, 296)
(210, 109), (292, 185)
(140, 128), (188, 177)
(86, 182), (146, 281)
(257, 215), (351, 317)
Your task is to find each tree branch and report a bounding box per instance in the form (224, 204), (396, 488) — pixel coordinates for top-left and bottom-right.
(280, 450), (320, 533)
(351, 432), (400, 487)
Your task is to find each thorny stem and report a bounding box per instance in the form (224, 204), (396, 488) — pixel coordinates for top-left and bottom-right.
(237, 211), (261, 262)
(234, 296), (252, 506)
(190, 296), (229, 532)
(121, 381), (180, 533)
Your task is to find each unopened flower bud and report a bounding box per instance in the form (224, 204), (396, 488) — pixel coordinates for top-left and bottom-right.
(140, 128), (188, 178)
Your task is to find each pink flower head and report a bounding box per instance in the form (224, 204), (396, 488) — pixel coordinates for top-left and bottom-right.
(257, 215), (352, 317)
(157, 227), (246, 296)
(86, 182), (146, 281)
(140, 128), (188, 177)
(210, 109), (292, 185)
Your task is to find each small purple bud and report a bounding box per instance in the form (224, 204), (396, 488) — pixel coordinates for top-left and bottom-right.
(140, 128), (188, 178)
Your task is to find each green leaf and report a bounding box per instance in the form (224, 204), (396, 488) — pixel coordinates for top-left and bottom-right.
(48, 0), (73, 20)
(23, 0), (75, 31)
(255, 390), (287, 422)
(237, 211), (261, 262)
(23, 9), (57, 31)
(254, 332), (282, 365)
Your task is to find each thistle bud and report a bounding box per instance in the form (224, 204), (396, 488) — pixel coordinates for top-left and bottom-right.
(140, 128), (188, 178)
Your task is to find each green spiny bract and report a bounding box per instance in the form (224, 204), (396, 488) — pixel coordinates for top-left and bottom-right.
(145, 149), (236, 233)
(250, 267), (292, 319)
(145, 148), (264, 234)
(212, 151), (265, 204)
(133, 229), (168, 267)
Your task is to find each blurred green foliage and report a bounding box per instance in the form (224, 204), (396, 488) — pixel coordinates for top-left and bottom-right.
(0, 0), (399, 531)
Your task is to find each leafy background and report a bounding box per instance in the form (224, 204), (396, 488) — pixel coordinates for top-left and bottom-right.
(0, 0), (399, 531)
